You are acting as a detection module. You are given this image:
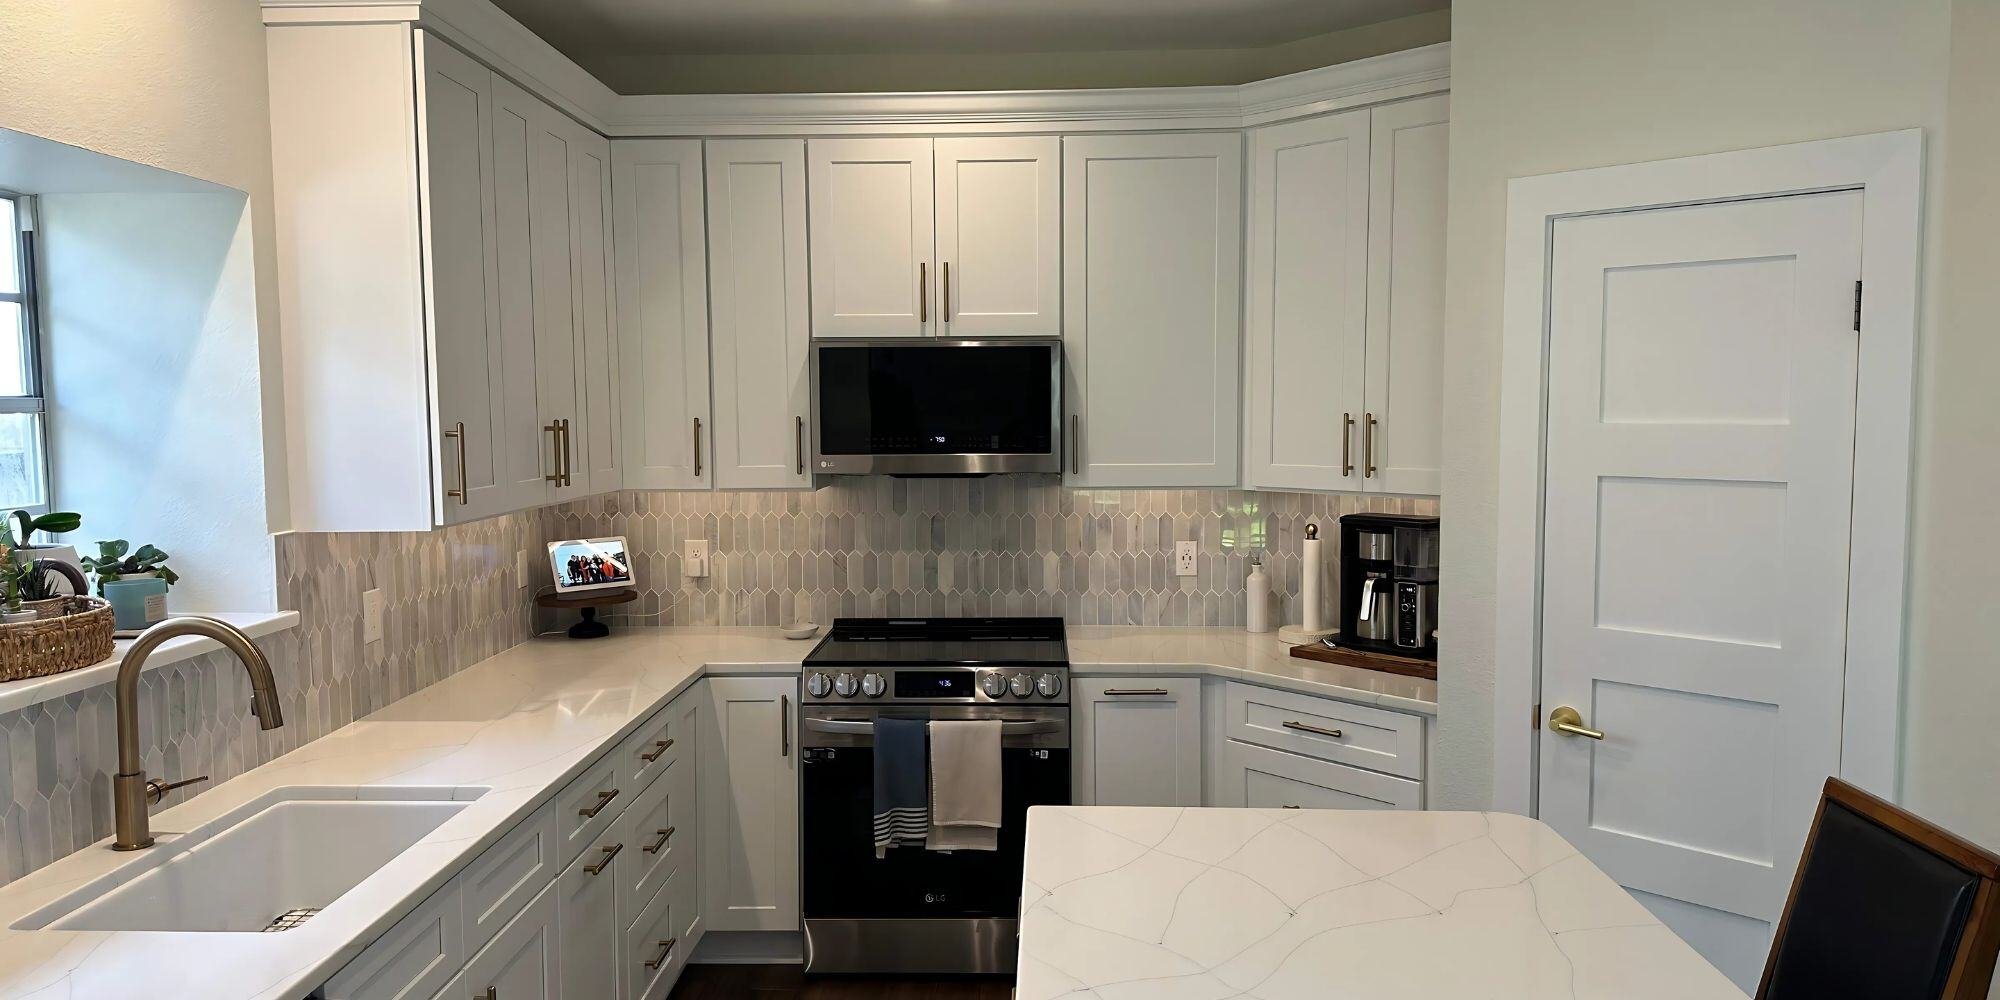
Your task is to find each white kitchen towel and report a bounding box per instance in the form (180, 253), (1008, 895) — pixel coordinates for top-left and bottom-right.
(927, 719), (1001, 852)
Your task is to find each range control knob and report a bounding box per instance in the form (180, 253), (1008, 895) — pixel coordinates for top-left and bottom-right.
(833, 672), (859, 698)
(860, 672), (887, 698)
(805, 672), (833, 698)
(1008, 673), (1034, 698)
(980, 672), (1009, 698)
(1035, 672), (1064, 699)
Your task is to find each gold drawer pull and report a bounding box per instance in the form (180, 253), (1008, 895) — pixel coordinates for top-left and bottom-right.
(1103, 688), (1169, 696)
(643, 826), (676, 854)
(578, 788), (620, 818)
(1282, 720), (1344, 739)
(475, 987), (497, 1000)
(639, 738), (674, 763)
(583, 842), (623, 875)
(643, 937), (677, 971)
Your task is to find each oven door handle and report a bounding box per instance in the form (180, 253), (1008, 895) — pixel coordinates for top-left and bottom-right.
(803, 717), (1063, 736)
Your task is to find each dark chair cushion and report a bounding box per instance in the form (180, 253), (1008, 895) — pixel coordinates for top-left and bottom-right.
(1764, 800), (1980, 1000)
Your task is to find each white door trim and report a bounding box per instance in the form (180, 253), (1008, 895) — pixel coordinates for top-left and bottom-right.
(1492, 129), (1923, 814)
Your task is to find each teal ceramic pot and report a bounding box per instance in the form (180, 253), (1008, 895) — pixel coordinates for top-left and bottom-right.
(102, 576), (170, 631)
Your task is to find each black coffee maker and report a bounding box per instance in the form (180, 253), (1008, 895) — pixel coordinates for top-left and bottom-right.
(1335, 513), (1440, 660)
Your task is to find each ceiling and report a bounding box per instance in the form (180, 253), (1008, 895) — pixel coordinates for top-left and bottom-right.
(490, 0), (1449, 78)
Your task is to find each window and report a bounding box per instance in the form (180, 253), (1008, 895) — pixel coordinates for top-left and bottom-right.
(0, 194), (47, 512)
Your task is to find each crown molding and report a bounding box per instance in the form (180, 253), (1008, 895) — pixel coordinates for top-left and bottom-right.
(262, 0), (1448, 137)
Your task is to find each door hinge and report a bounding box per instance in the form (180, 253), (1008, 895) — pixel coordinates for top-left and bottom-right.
(1532, 702), (1541, 730)
(1853, 280), (1863, 332)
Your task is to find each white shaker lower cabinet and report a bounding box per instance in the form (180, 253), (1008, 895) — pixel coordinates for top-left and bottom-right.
(1061, 133), (1243, 488)
(705, 140), (813, 490)
(700, 676), (801, 931)
(556, 833), (622, 1000)
(1213, 681), (1425, 810)
(457, 881), (561, 1000)
(1072, 679), (1203, 806)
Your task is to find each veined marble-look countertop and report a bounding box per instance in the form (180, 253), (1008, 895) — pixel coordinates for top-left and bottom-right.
(1017, 806), (1746, 1000)
(0, 624), (1429, 1000)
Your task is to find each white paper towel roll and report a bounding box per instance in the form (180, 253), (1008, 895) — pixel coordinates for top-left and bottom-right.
(1302, 524), (1323, 632)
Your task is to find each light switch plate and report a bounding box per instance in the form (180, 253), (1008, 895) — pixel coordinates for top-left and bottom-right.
(515, 548), (532, 589)
(684, 539), (710, 578)
(1175, 541), (1198, 577)
(362, 588), (384, 644)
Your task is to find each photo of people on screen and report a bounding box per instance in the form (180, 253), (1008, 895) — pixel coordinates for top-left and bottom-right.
(550, 539), (631, 590)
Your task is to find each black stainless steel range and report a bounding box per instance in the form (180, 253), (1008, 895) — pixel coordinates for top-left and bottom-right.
(799, 617), (1070, 975)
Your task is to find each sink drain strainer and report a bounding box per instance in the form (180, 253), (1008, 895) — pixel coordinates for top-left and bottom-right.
(262, 907), (322, 932)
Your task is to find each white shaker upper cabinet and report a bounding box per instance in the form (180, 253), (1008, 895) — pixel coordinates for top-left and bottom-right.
(1062, 133), (1243, 488)
(808, 137), (936, 338)
(1244, 110), (1371, 492)
(1361, 94), (1449, 496)
(612, 139), (712, 491)
(934, 137), (1062, 338)
(707, 139), (813, 490)
(571, 129), (621, 496)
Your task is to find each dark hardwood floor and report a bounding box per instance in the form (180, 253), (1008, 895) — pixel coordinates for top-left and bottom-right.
(669, 964), (1013, 999)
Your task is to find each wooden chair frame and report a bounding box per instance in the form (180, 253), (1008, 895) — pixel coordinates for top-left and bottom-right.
(1758, 777), (2000, 1000)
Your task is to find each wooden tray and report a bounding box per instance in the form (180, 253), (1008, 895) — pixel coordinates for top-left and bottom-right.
(1289, 640), (1437, 681)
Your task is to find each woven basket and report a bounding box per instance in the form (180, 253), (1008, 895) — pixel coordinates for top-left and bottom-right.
(0, 596), (116, 683)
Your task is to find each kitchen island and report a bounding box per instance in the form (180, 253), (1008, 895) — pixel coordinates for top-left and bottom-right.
(1017, 806), (1747, 999)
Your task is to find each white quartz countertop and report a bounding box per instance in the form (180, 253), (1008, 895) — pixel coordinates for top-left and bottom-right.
(0, 625), (1434, 1000)
(1017, 806), (1746, 1000)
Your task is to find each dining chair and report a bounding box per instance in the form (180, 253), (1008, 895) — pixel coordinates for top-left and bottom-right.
(1758, 777), (2000, 1000)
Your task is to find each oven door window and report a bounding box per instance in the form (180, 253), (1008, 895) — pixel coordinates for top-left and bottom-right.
(802, 746), (1069, 919)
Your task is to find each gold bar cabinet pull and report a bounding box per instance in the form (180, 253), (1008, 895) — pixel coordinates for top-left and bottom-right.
(1364, 412), (1378, 478)
(1342, 412), (1355, 476)
(1282, 720), (1343, 739)
(644, 938), (677, 971)
(692, 417), (703, 478)
(1548, 706), (1605, 741)
(444, 421), (468, 504)
(643, 825), (676, 854)
(476, 988), (496, 1000)
(543, 421), (562, 483)
(943, 260), (951, 321)
(639, 738), (674, 763)
(796, 415), (806, 475)
(919, 262), (928, 323)
(1070, 415), (1080, 475)
(579, 787), (620, 818)
(583, 842), (623, 875)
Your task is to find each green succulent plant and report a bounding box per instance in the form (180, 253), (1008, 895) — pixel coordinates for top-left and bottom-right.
(81, 540), (180, 594)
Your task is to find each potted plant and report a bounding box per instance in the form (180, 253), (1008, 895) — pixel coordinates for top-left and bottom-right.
(82, 540), (179, 630)
(9, 508), (82, 574)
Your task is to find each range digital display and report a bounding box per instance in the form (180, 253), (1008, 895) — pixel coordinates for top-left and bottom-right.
(893, 670), (975, 699)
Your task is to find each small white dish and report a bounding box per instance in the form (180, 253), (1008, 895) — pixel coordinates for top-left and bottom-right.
(781, 622), (819, 640)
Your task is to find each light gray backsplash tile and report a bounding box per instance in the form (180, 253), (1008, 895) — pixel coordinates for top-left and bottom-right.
(0, 510), (540, 886)
(539, 480), (1436, 630)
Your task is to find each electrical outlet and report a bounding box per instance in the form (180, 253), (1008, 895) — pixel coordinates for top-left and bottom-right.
(684, 539), (710, 578)
(1175, 541), (1199, 577)
(515, 548), (532, 589)
(362, 588), (385, 644)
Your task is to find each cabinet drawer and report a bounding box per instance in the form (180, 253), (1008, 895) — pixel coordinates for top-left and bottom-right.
(1228, 739), (1420, 810)
(625, 869), (687, 1000)
(619, 703), (682, 792)
(1223, 681), (1424, 779)
(459, 802), (558, 958)
(614, 756), (688, 929)
(322, 881), (464, 1000)
(554, 752), (628, 867)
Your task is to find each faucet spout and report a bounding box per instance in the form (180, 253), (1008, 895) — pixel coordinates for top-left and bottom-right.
(112, 616), (286, 850)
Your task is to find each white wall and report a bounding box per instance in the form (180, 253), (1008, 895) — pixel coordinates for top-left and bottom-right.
(40, 193), (277, 612)
(1435, 0), (1956, 813)
(0, 0), (290, 535)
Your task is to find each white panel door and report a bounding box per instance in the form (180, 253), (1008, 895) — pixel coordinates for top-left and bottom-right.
(463, 881), (560, 1000)
(1362, 95), (1449, 496)
(484, 65), (555, 515)
(700, 677), (799, 931)
(414, 33), (515, 523)
(1062, 133), (1243, 487)
(570, 126), (620, 495)
(1536, 191), (1862, 990)
(706, 139), (812, 489)
(934, 136), (1061, 337)
(808, 137), (935, 338)
(1243, 110), (1370, 492)
(1072, 679), (1202, 806)
(612, 140), (712, 491)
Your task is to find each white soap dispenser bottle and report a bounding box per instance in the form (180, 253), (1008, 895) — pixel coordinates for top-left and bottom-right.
(1245, 554), (1272, 633)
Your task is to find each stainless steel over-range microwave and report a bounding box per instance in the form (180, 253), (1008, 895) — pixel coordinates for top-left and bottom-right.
(809, 338), (1064, 476)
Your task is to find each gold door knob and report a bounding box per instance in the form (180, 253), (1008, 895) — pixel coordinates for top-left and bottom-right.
(1548, 706), (1605, 740)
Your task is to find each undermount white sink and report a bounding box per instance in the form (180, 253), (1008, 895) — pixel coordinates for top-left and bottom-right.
(21, 786), (483, 933)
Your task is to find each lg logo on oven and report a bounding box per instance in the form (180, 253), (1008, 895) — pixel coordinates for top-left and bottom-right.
(924, 893), (949, 905)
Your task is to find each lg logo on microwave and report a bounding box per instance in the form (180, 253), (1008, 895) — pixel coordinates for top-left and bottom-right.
(924, 893), (949, 905)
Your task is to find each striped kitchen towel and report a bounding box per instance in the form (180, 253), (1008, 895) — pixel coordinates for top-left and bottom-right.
(872, 715), (929, 857)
